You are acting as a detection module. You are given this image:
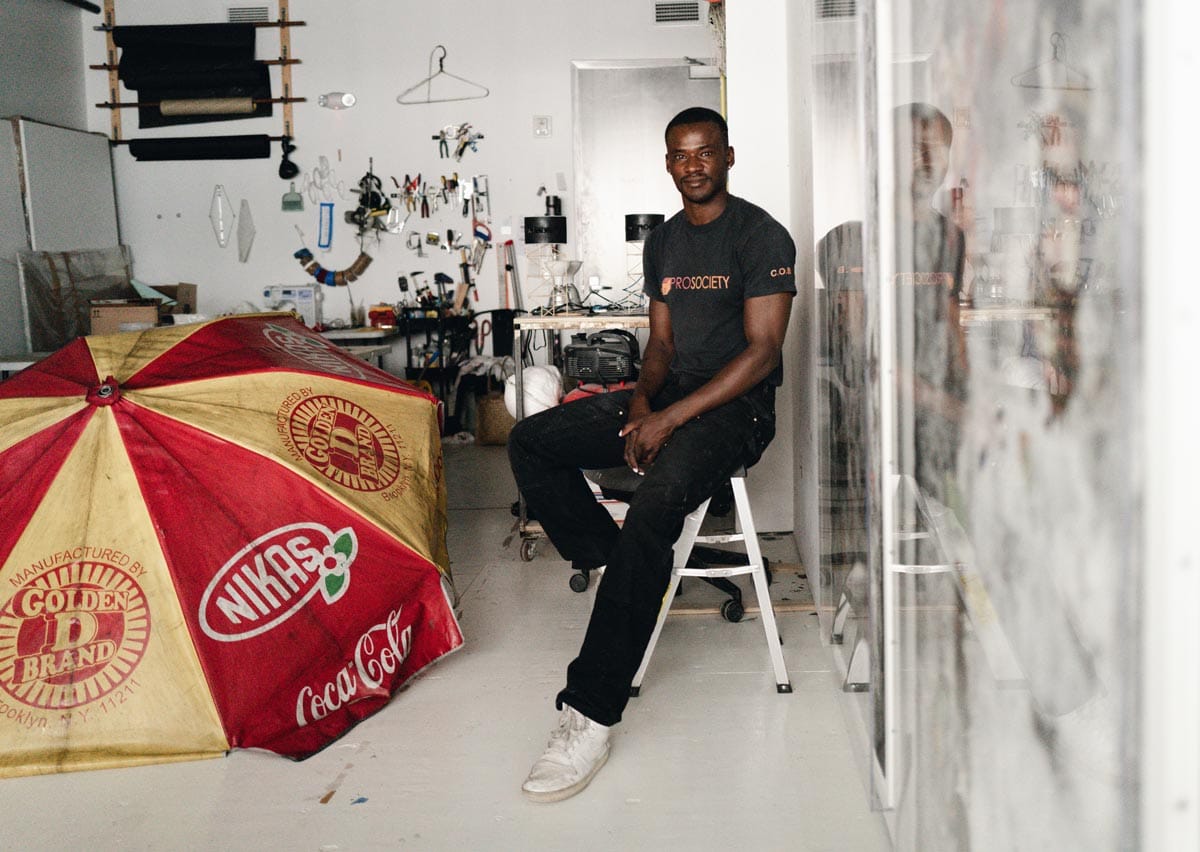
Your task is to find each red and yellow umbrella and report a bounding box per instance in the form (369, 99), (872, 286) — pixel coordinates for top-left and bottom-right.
(0, 315), (462, 778)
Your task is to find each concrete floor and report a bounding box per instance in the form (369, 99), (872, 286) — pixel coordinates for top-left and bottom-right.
(3, 443), (890, 851)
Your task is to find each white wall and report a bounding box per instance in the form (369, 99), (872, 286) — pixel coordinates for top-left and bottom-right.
(0, 0), (88, 130)
(80, 1), (713, 323)
(1142, 0), (1200, 848)
(725, 0), (812, 532)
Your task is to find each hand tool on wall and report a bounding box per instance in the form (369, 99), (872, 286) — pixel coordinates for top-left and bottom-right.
(433, 127), (450, 158)
(473, 175), (489, 218)
(281, 181), (304, 211)
(470, 222), (491, 273)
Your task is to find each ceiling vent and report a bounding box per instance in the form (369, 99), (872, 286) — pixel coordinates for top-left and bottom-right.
(654, 1), (703, 26)
(227, 6), (270, 23)
(816, 0), (857, 18)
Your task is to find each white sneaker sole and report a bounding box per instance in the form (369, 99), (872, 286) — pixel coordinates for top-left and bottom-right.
(521, 747), (610, 803)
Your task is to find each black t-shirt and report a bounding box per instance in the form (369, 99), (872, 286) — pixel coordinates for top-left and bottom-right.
(643, 196), (797, 385)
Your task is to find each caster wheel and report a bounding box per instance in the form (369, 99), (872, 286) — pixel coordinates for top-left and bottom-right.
(569, 571), (590, 593)
(721, 597), (745, 623)
(520, 539), (537, 562)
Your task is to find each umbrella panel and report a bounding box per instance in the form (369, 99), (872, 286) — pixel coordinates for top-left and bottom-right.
(119, 401), (462, 756)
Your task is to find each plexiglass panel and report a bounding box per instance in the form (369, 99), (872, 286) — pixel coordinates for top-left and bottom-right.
(813, 1), (1141, 847)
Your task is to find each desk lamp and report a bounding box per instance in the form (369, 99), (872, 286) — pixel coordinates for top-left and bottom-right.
(524, 215), (581, 313)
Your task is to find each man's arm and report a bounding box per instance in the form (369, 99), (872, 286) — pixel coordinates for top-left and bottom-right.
(621, 291), (793, 471)
(620, 299), (673, 471)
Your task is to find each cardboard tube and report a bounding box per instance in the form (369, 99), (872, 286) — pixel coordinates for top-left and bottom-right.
(160, 97), (255, 116)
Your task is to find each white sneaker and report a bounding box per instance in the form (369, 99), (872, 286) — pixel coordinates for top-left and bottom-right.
(521, 705), (611, 802)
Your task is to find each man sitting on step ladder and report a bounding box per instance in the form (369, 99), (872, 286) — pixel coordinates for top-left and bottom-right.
(508, 106), (797, 802)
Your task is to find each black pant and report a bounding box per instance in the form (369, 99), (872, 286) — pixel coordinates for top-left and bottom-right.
(507, 375), (774, 725)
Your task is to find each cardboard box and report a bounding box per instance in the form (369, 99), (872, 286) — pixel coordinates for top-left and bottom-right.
(150, 282), (198, 314)
(89, 300), (160, 335)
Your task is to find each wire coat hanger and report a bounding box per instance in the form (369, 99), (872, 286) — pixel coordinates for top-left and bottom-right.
(396, 45), (490, 105)
(1011, 32), (1093, 91)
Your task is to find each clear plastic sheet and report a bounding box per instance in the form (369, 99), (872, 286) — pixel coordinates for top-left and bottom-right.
(17, 246), (135, 350)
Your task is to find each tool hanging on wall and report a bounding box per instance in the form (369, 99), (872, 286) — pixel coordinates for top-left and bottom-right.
(318, 201), (334, 249)
(281, 181), (304, 212)
(470, 223), (491, 273)
(345, 170), (391, 233)
(406, 232), (426, 257)
(473, 175), (490, 218)
(433, 128), (451, 158)
(453, 124), (484, 160)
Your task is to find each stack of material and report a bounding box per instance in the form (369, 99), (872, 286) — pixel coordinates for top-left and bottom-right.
(114, 23), (272, 128)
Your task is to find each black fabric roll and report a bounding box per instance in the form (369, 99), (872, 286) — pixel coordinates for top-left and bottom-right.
(112, 23), (256, 54)
(128, 135), (272, 161)
(113, 24), (270, 129)
(119, 59), (264, 92)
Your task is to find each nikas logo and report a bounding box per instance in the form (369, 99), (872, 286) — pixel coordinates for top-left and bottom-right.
(200, 523), (358, 642)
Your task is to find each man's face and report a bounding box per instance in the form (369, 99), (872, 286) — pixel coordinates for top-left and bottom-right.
(665, 121), (734, 206)
(897, 118), (951, 206)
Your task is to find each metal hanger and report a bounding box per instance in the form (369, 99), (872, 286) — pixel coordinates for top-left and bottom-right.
(396, 45), (490, 105)
(1011, 32), (1092, 92)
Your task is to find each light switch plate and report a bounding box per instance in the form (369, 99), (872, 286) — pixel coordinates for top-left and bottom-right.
(533, 115), (552, 138)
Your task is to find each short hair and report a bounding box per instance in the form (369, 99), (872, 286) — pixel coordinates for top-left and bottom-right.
(894, 102), (953, 145)
(665, 106), (729, 146)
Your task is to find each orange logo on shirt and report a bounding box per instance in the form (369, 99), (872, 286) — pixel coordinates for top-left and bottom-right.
(660, 275), (731, 296)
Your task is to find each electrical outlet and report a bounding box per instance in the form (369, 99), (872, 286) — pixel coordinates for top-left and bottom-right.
(533, 115), (552, 138)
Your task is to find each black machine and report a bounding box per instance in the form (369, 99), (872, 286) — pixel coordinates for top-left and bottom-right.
(563, 329), (640, 383)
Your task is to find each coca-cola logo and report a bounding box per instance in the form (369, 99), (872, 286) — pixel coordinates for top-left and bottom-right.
(295, 607), (413, 727)
(200, 523), (357, 642)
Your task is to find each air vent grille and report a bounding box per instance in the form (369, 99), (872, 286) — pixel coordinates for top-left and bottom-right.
(228, 6), (270, 23)
(816, 0), (857, 19)
(654, 1), (702, 25)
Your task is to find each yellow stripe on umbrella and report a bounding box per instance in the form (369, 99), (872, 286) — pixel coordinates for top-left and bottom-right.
(0, 412), (228, 778)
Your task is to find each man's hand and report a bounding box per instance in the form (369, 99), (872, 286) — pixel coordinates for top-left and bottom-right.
(620, 400), (679, 473)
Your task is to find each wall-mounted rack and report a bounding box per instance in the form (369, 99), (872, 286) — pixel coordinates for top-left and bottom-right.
(94, 0), (304, 146)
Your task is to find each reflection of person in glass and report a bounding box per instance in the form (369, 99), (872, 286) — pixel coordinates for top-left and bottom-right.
(893, 102), (968, 506)
(817, 102), (967, 506)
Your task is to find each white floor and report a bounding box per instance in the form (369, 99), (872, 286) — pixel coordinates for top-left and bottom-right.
(3, 443), (890, 851)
